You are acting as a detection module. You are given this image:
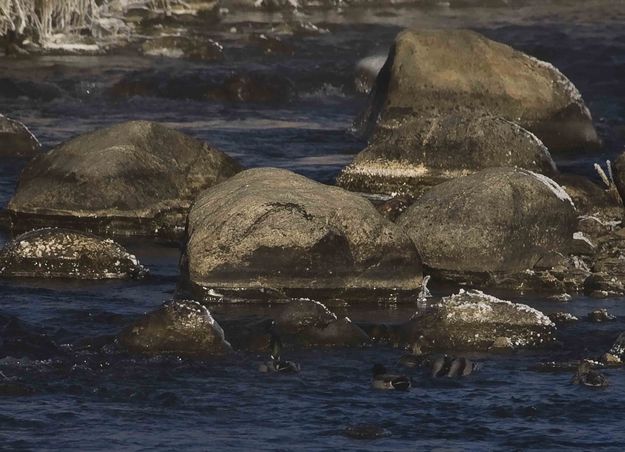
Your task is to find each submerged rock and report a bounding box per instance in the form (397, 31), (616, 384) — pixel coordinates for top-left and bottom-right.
(0, 229), (146, 279)
(141, 36), (224, 61)
(359, 29), (600, 152)
(118, 300), (232, 357)
(7, 121), (242, 238)
(0, 313), (60, 360)
(338, 114), (556, 196)
(184, 168), (423, 301)
(587, 309), (616, 323)
(0, 114), (41, 158)
(276, 300), (369, 347)
(397, 167), (577, 284)
(398, 290), (556, 351)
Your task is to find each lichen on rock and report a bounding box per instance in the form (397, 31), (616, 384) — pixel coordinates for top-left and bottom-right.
(0, 228), (146, 279)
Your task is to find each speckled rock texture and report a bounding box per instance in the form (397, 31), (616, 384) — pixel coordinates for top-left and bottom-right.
(0, 228), (146, 279)
(183, 168), (423, 301)
(338, 113), (557, 196)
(399, 290), (556, 351)
(141, 36), (224, 61)
(0, 114), (41, 158)
(7, 120), (242, 238)
(118, 300), (232, 357)
(397, 167), (578, 280)
(359, 29), (600, 152)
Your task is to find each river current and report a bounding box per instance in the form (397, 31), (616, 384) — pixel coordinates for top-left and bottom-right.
(1, 1), (625, 450)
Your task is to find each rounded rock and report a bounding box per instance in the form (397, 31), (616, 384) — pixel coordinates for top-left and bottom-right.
(397, 167), (578, 278)
(7, 121), (242, 238)
(184, 167), (423, 301)
(339, 113), (557, 196)
(0, 114), (41, 158)
(359, 29), (600, 152)
(118, 299), (232, 357)
(0, 228), (146, 279)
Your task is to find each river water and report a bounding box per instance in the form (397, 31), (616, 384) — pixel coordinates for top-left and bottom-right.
(1, 1), (625, 450)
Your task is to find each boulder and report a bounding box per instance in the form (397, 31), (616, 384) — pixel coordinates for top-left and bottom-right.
(359, 29), (600, 152)
(0, 313), (60, 360)
(555, 173), (623, 223)
(0, 228), (146, 279)
(397, 167), (578, 281)
(118, 300), (232, 357)
(184, 168), (423, 301)
(398, 290), (556, 351)
(7, 121), (242, 238)
(338, 113), (556, 196)
(0, 114), (41, 158)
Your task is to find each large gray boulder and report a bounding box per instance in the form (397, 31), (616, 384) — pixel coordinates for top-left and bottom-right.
(359, 29), (600, 152)
(397, 167), (578, 280)
(118, 300), (232, 357)
(183, 168), (423, 301)
(7, 121), (242, 238)
(0, 114), (41, 158)
(0, 228), (146, 279)
(398, 290), (556, 351)
(338, 113), (557, 196)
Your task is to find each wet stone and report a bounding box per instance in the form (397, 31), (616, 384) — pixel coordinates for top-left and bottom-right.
(0, 228), (146, 279)
(7, 120), (242, 238)
(358, 29), (600, 152)
(587, 309), (616, 323)
(0, 114), (41, 158)
(398, 290), (556, 352)
(184, 167), (423, 302)
(118, 300), (232, 357)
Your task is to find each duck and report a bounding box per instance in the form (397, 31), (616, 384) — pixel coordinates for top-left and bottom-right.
(258, 334), (300, 374)
(371, 364), (411, 390)
(571, 361), (608, 388)
(431, 355), (477, 378)
(398, 343), (427, 368)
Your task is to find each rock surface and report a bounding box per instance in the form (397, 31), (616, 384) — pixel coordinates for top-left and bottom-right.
(0, 114), (41, 158)
(398, 290), (556, 351)
(359, 29), (600, 152)
(118, 300), (232, 356)
(338, 113), (556, 196)
(184, 168), (423, 301)
(397, 167), (578, 280)
(0, 228), (146, 279)
(7, 121), (242, 238)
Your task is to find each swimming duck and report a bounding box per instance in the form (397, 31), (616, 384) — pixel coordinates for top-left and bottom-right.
(258, 334), (300, 373)
(431, 355), (477, 378)
(571, 361), (608, 388)
(371, 364), (411, 390)
(398, 343), (427, 368)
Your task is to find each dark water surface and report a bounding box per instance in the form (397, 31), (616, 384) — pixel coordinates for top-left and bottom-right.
(2, 1), (625, 450)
